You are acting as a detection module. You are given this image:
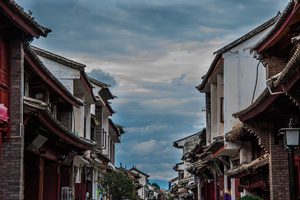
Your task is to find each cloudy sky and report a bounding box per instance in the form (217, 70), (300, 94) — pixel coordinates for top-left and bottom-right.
(17, 0), (288, 189)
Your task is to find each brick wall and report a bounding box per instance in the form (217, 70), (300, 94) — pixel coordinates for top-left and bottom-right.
(262, 57), (286, 80)
(244, 121), (290, 199)
(244, 121), (270, 153)
(268, 125), (290, 200)
(0, 39), (24, 200)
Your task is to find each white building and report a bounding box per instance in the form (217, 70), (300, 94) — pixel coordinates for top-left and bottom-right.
(31, 46), (124, 200)
(130, 167), (150, 199)
(196, 13), (279, 199)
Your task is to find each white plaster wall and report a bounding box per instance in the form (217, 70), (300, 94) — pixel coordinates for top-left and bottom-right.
(91, 84), (102, 97)
(37, 56), (80, 94)
(223, 27), (271, 134)
(211, 83), (218, 139)
(91, 104), (95, 115)
(217, 74), (224, 137)
(178, 163), (184, 171)
(85, 104), (91, 140)
(74, 94), (84, 137)
(135, 173), (147, 199)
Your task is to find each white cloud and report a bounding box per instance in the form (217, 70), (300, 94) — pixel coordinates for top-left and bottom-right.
(130, 139), (159, 155)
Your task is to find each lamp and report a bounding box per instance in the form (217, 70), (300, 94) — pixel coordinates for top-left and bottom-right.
(279, 118), (300, 200)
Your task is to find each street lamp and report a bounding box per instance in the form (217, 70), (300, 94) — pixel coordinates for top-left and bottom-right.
(279, 118), (300, 200)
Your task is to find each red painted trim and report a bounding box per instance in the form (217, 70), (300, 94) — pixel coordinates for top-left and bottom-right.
(240, 67), (300, 121)
(0, 2), (40, 38)
(240, 94), (278, 122)
(208, 58), (223, 83)
(25, 53), (81, 108)
(38, 111), (92, 150)
(101, 159), (109, 168)
(80, 73), (92, 94)
(211, 146), (225, 158)
(258, 4), (300, 53)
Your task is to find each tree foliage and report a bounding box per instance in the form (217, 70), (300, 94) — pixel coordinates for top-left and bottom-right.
(98, 170), (137, 200)
(237, 195), (263, 200)
(151, 183), (160, 190)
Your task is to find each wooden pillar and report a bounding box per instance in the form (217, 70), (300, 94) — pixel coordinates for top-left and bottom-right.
(39, 157), (44, 200)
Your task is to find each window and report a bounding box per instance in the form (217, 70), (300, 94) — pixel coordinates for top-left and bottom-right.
(102, 129), (106, 149)
(220, 97), (224, 122)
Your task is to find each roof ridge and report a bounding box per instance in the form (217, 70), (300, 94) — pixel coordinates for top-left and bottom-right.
(214, 12), (281, 55)
(31, 45), (86, 71)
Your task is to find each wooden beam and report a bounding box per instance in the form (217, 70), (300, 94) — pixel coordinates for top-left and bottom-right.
(38, 111), (93, 150)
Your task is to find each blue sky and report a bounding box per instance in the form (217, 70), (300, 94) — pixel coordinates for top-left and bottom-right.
(17, 0), (288, 189)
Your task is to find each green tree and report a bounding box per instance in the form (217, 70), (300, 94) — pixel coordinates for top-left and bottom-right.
(98, 170), (137, 200)
(237, 195), (263, 200)
(151, 183), (160, 190)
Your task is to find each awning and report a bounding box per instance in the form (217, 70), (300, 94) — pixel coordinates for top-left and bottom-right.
(74, 155), (89, 167)
(93, 158), (109, 169)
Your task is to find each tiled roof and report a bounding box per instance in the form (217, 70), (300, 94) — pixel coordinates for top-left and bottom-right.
(31, 46), (95, 101)
(251, 1), (294, 52)
(2, 0), (51, 37)
(24, 96), (96, 148)
(26, 46), (84, 107)
(214, 12), (280, 55)
(31, 46), (86, 72)
(196, 13), (279, 92)
(196, 54), (222, 91)
(89, 76), (116, 102)
(225, 125), (246, 142)
(206, 136), (224, 154)
(233, 44), (300, 119)
(88, 76), (110, 88)
(115, 124), (125, 135)
(173, 130), (203, 145)
(225, 154), (269, 178)
(130, 167), (150, 177)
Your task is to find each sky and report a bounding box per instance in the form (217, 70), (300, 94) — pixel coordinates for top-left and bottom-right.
(17, 0), (288, 189)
